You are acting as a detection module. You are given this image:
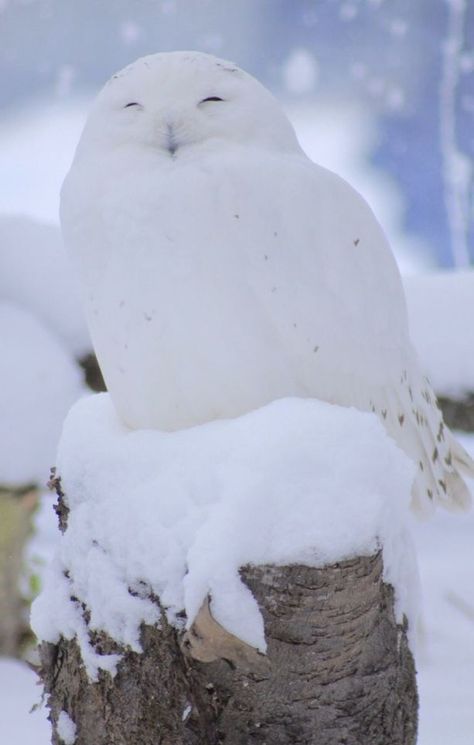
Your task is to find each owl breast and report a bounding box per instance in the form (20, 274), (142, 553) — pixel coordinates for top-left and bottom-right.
(63, 149), (411, 430)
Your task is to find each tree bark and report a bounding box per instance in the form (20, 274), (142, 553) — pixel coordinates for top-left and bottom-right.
(78, 352), (106, 393)
(437, 392), (474, 432)
(0, 483), (38, 656)
(38, 534), (417, 744)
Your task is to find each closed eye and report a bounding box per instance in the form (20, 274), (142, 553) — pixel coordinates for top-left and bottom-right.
(124, 102), (142, 108)
(199, 96), (225, 104)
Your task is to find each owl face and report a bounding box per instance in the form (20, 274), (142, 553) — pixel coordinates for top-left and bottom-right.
(78, 51), (300, 160)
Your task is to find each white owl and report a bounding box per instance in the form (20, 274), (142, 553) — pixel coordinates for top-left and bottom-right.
(61, 51), (473, 515)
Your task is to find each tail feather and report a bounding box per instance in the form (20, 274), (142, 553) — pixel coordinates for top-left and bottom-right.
(444, 469), (472, 511)
(443, 433), (474, 511)
(450, 434), (474, 477)
(373, 372), (473, 516)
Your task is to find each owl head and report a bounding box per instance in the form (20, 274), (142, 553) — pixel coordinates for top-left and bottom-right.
(76, 51), (301, 161)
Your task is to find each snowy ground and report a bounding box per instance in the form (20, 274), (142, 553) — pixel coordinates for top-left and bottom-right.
(415, 432), (474, 743)
(415, 494), (474, 744)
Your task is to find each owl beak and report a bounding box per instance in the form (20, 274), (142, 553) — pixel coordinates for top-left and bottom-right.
(166, 123), (178, 158)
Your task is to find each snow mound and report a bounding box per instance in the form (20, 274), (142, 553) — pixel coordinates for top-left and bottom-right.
(0, 215), (90, 358)
(31, 394), (417, 680)
(0, 658), (51, 743)
(0, 303), (84, 485)
(404, 270), (474, 397)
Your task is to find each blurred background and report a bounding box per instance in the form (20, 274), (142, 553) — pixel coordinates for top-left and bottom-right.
(0, 2), (473, 744)
(1, 0), (474, 270)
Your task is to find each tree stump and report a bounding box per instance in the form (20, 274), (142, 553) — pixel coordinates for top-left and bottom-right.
(0, 483), (38, 656)
(38, 550), (417, 744)
(437, 392), (474, 433)
(78, 352), (106, 393)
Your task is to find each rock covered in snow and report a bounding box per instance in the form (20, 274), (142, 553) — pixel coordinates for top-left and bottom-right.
(0, 216), (88, 486)
(404, 269), (474, 397)
(0, 303), (84, 485)
(0, 215), (90, 358)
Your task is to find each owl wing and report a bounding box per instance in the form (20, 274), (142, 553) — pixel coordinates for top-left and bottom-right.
(288, 161), (474, 514)
(367, 362), (473, 515)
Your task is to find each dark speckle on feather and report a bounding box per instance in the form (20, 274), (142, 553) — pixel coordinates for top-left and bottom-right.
(422, 389), (432, 404)
(215, 61), (239, 73)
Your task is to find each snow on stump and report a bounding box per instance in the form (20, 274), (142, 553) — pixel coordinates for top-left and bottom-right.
(32, 395), (419, 745)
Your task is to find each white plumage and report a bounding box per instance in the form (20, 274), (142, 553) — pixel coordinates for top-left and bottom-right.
(61, 51), (473, 514)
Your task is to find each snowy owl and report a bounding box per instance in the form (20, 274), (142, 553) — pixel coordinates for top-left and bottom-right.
(61, 51), (473, 514)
